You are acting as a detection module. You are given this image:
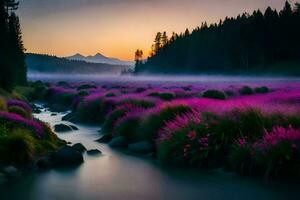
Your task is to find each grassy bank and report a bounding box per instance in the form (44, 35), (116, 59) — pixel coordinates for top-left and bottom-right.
(0, 87), (65, 168)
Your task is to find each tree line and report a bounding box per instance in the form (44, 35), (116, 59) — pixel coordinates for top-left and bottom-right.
(135, 1), (300, 75)
(0, 0), (26, 90)
(26, 53), (130, 74)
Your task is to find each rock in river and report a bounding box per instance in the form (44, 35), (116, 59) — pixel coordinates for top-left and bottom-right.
(109, 136), (127, 148)
(62, 112), (79, 123)
(54, 124), (73, 132)
(69, 125), (79, 130)
(37, 157), (52, 169)
(87, 149), (102, 156)
(128, 141), (153, 154)
(50, 146), (84, 167)
(95, 134), (112, 143)
(72, 143), (87, 153)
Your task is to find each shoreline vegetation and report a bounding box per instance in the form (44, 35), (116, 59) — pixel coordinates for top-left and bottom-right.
(3, 80), (298, 182)
(0, 91), (66, 182)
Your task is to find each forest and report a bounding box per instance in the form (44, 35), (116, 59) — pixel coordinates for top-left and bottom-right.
(0, 0), (26, 89)
(135, 1), (300, 75)
(26, 53), (130, 74)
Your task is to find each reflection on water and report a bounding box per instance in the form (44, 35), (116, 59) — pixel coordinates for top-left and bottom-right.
(1, 109), (299, 200)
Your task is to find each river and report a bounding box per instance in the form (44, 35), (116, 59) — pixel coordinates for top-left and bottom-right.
(1, 105), (299, 200)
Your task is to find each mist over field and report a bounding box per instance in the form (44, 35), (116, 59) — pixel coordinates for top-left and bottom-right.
(28, 72), (300, 84)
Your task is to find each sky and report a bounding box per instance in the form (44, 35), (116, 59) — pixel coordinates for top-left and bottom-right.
(18, 0), (295, 61)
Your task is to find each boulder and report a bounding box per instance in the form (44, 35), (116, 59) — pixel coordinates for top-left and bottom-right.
(128, 141), (154, 154)
(62, 112), (79, 123)
(2, 166), (18, 177)
(54, 124), (73, 132)
(37, 157), (52, 169)
(62, 112), (73, 121)
(72, 143), (87, 153)
(109, 136), (127, 148)
(95, 134), (112, 143)
(87, 149), (102, 156)
(69, 125), (79, 130)
(50, 146), (84, 167)
(51, 113), (57, 116)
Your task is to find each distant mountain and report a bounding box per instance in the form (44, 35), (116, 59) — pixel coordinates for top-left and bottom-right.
(26, 53), (131, 74)
(67, 53), (134, 66)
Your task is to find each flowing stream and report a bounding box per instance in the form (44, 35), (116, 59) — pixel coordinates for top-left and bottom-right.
(1, 106), (299, 200)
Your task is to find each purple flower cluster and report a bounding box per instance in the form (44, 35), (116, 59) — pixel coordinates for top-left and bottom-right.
(254, 125), (300, 151)
(235, 125), (300, 159)
(6, 99), (32, 113)
(159, 110), (201, 141)
(0, 111), (44, 138)
(113, 106), (146, 134)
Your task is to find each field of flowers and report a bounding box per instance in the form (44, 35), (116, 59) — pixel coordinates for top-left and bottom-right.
(28, 80), (300, 179)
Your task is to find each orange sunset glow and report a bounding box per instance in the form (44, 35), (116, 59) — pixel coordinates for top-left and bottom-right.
(19, 0), (293, 60)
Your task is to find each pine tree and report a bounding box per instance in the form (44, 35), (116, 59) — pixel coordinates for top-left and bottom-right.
(8, 13), (26, 85)
(184, 28), (190, 36)
(134, 49), (143, 72)
(153, 32), (162, 54)
(0, 0), (10, 89)
(161, 31), (168, 47)
(280, 1), (293, 17)
(0, 0), (26, 89)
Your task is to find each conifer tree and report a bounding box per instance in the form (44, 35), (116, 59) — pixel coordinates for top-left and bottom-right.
(161, 31), (168, 47)
(0, 0), (26, 89)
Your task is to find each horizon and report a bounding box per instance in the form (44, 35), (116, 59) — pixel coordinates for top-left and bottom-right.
(19, 0), (296, 61)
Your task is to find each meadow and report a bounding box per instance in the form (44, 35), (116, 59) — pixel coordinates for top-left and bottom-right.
(16, 78), (300, 180)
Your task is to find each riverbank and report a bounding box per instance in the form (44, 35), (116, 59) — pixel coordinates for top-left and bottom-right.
(0, 92), (89, 184)
(2, 108), (299, 200)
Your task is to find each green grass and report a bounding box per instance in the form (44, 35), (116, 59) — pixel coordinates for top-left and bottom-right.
(0, 97), (7, 111)
(202, 90), (227, 100)
(12, 86), (35, 101)
(0, 129), (35, 165)
(139, 104), (192, 140)
(149, 92), (176, 101)
(239, 86), (254, 95)
(8, 106), (32, 119)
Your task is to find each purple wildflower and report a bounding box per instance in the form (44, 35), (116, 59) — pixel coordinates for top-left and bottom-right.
(7, 100), (32, 113)
(0, 111), (44, 138)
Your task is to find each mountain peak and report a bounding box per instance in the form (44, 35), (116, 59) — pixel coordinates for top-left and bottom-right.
(93, 53), (107, 59)
(68, 53), (85, 60)
(74, 53), (84, 56)
(66, 53), (134, 66)
(95, 53), (103, 56)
